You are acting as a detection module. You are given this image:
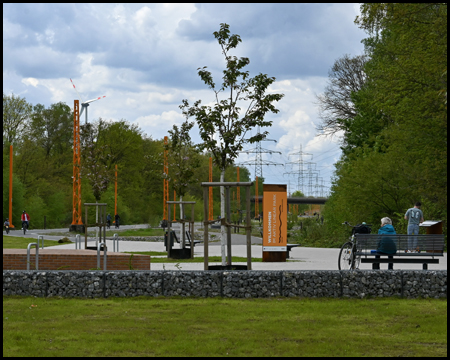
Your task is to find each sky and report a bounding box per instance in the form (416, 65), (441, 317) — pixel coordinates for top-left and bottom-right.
(3, 3), (367, 197)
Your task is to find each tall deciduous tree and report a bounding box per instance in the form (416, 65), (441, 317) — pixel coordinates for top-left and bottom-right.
(180, 23), (284, 264)
(3, 93), (32, 146)
(324, 4), (447, 239)
(315, 54), (368, 137)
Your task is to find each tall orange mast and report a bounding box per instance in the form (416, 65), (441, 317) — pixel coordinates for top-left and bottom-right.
(209, 157), (213, 220)
(163, 136), (169, 221)
(71, 100), (83, 230)
(9, 145), (15, 229)
(115, 164), (118, 216)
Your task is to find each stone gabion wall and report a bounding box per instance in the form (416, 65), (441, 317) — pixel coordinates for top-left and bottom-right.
(3, 270), (447, 299)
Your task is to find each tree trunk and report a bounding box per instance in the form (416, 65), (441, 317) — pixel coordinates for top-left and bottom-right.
(220, 170), (226, 266)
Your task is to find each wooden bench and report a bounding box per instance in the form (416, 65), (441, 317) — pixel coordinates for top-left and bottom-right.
(184, 231), (202, 248)
(354, 234), (445, 270)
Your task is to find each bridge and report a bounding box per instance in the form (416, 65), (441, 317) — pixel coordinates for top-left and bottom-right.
(251, 196), (328, 205)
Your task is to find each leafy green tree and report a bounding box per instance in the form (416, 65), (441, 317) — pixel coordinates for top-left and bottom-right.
(323, 4), (447, 243)
(180, 23), (284, 264)
(165, 120), (201, 218)
(30, 102), (73, 158)
(3, 93), (32, 147)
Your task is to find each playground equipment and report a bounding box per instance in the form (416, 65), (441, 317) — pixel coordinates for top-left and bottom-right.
(166, 201), (196, 259)
(83, 203), (107, 250)
(201, 181), (253, 270)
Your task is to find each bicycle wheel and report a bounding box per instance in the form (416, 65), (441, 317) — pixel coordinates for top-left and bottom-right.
(338, 241), (354, 270)
(23, 223), (27, 235)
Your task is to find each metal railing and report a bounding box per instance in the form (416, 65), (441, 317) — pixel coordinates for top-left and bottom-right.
(27, 243), (39, 270)
(37, 235), (44, 249)
(113, 233), (119, 252)
(97, 242), (107, 270)
(75, 234), (82, 249)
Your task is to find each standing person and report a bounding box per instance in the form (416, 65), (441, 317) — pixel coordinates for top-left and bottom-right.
(376, 217), (397, 270)
(21, 210), (30, 230)
(114, 213), (120, 228)
(404, 202), (424, 252)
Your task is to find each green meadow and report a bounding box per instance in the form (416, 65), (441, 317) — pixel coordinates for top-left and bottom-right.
(3, 296), (447, 357)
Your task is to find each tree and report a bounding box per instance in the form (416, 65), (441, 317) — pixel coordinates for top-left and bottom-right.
(80, 120), (115, 202)
(30, 102), (73, 158)
(180, 23), (284, 264)
(323, 4), (447, 241)
(3, 93), (32, 147)
(165, 120), (201, 218)
(315, 54), (368, 137)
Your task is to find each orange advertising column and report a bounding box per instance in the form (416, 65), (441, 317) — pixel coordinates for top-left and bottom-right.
(262, 184), (287, 262)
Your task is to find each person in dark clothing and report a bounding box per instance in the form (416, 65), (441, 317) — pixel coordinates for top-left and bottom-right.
(114, 214), (120, 228)
(375, 217), (397, 270)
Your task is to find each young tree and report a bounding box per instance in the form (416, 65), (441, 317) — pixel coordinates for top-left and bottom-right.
(180, 23), (284, 264)
(165, 120), (201, 219)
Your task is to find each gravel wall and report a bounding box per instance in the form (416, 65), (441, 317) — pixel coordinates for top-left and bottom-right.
(3, 270), (446, 299)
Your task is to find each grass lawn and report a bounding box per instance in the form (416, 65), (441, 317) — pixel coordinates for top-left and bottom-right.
(3, 297), (447, 357)
(3, 236), (64, 249)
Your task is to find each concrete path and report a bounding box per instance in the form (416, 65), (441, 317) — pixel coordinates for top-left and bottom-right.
(4, 224), (446, 271)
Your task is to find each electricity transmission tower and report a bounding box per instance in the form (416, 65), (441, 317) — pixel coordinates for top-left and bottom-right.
(238, 127), (283, 179)
(284, 145), (313, 195)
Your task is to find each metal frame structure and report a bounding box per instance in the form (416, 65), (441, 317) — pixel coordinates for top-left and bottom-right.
(166, 201), (196, 259)
(201, 181), (253, 270)
(83, 203), (107, 249)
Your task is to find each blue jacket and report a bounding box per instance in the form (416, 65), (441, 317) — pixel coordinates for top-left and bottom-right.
(377, 224), (397, 254)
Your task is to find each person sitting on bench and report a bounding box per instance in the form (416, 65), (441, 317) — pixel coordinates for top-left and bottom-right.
(375, 217), (397, 270)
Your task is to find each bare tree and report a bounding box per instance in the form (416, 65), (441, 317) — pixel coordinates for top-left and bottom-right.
(315, 54), (368, 136)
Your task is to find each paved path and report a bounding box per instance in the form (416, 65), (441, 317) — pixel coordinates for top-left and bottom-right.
(3, 224), (446, 271)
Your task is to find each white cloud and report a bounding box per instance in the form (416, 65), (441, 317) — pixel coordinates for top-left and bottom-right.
(3, 3), (366, 193)
(22, 77), (39, 87)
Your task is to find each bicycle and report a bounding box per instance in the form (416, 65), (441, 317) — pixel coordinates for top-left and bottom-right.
(106, 220), (111, 230)
(22, 221), (28, 235)
(338, 221), (372, 270)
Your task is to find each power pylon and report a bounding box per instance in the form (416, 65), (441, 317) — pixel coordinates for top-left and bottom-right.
(239, 129), (283, 179)
(284, 145), (312, 195)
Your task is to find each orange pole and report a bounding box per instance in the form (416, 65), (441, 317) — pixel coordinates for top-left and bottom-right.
(173, 190), (176, 221)
(208, 157), (213, 221)
(163, 136), (169, 220)
(72, 100), (82, 226)
(115, 164), (118, 217)
(237, 167), (240, 210)
(9, 145), (14, 228)
(255, 176), (259, 219)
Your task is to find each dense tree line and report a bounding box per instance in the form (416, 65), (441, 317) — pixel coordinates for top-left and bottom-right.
(3, 93), (258, 229)
(318, 3), (447, 241)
